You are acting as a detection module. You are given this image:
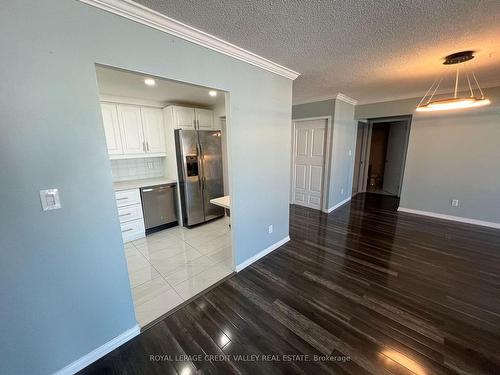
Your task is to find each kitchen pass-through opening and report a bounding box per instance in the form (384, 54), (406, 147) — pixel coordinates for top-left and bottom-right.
(95, 64), (234, 330)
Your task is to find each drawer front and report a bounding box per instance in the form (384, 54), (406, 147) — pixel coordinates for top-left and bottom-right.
(118, 204), (143, 224)
(120, 218), (145, 243)
(115, 189), (140, 207)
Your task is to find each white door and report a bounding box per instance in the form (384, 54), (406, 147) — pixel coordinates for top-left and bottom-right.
(173, 106), (195, 129)
(383, 122), (410, 196)
(195, 108), (214, 129)
(141, 107), (165, 154)
(293, 120), (326, 210)
(100, 103), (123, 155)
(117, 105), (145, 155)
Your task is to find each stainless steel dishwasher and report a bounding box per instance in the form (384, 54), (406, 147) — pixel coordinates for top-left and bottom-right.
(140, 183), (178, 234)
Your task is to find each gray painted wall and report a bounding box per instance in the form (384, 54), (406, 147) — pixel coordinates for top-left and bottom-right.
(292, 99), (335, 119)
(292, 98), (357, 210)
(355, 98), (416, 119)
(0, 1), (292, 374)
(356, 87), (500, 224)
(328, 100), (357, 208)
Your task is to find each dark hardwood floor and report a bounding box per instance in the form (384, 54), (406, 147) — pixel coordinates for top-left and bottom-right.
(81, 193), (500, 374)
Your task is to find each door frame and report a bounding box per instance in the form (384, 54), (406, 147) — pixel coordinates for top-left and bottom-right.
(358, 115), (412, 196)
(290, 116), (332, 212)
(353, 120), (369, 194)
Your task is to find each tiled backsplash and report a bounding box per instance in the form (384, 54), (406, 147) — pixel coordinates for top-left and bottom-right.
(111, 157), (165, 182)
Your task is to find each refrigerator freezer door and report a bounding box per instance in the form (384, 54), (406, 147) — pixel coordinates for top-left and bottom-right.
(175, 130), (205, 226)
(198, 130), (225, 221)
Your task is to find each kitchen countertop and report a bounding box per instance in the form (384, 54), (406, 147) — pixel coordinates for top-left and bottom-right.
(210, 195), (230, 209)
(113, 177), (177, 191)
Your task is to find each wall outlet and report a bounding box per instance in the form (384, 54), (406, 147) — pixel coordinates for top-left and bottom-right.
(348, 149), (352, 156)
(147, 161), (154, 169)
(341, 188), (344, 195)
(451, 199), (459, 207)
(268, 225), (273, 234)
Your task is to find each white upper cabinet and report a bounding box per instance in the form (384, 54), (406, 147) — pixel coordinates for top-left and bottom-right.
(101, 102), (167, 159)
(100, 103), (123, 155)
(141, 107), (166, 154)
(169, 105), (214, 130)
(195, 108), (214, 129)
(117, 104), (145, 155)
(173, 106), (196, 129)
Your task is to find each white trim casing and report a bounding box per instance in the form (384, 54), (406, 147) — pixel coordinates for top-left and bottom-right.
(79, 0), (300, 80)
(236, 236), (290, 272)
(398, 207), (500, 229)
(325, 196), (351, 213)
(336, 93), (358, 106)
(53, 325), (140, 375)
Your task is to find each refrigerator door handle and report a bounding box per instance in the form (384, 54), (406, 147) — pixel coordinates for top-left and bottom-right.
(196, 143), (203, 188)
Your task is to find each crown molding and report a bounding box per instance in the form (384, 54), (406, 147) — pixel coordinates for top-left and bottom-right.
(292, 93), (359, 106)
(79, 0), (300, 80)
(100, 94), (166, 107)
(336, 93), (358, 105)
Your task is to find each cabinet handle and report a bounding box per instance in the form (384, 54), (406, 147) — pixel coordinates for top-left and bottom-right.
(119, 213), (131, 217)
(193, 119), (197, 129)
(122, 228), (134, 233)
(146, 142), (150, 151)
(116, 197), (128, 201)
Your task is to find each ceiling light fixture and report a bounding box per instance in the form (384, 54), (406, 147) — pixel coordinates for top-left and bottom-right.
(416, 51), (490, 112)
(208, 90), (217, 97)
(144, 78), (156, 86)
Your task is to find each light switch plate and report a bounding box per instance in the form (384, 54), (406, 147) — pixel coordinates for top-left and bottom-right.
(40, 189), (61, 211)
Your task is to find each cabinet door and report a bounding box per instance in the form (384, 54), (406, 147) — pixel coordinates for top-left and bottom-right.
(100, 103), (123, 155)
(141, 107), (165, 154)
(173, 106), (195, 129)
(117, 105), (145, 155)
(195, 108), (214, 129)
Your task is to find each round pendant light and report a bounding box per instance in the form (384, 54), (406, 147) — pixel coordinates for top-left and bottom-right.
(416, 51), (490, 112)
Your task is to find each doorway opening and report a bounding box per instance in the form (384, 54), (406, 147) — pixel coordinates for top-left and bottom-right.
(291, 117), (331, 211)
(95, 64), (234, 329)
(353, 116), (411, 198)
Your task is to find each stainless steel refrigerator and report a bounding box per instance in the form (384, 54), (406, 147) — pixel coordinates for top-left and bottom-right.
(175, 129), (225, 227)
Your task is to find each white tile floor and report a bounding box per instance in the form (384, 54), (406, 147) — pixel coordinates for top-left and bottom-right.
(124, 216), (233, 327)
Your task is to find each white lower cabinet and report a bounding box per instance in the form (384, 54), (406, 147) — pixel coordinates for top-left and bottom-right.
(120, 218), (145, 243)
(115, 188), (145, 243)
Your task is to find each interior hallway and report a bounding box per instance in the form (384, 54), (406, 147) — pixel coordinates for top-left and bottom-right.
(81, 194), (500, 374)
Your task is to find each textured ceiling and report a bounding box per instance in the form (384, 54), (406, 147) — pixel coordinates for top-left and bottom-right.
(135, 0), (500, 104)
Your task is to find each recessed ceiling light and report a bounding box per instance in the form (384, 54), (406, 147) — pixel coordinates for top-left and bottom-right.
(144, 78), (156, 86)
(208, 90), (217, 97)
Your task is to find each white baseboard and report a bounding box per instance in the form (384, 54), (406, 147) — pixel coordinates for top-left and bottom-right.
(324, 196), (351, 213)
(398, 207), (500, 229)
(53, 325), (140, 375)
(236, 236), (290, 272)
